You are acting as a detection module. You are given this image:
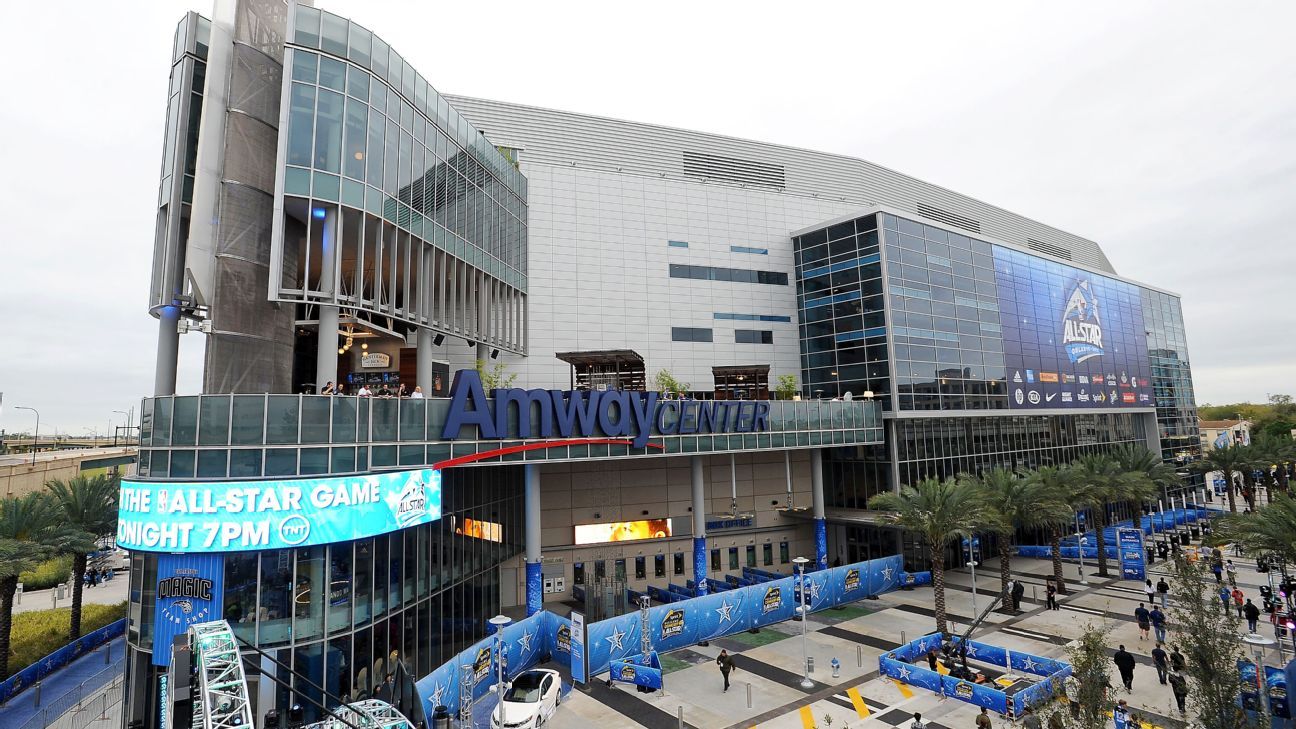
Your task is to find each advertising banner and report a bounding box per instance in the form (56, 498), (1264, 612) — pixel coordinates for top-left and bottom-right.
(609, 652), (663, 690)
(118, 468), (442, 553)
(1240, 660), (1261, 712)
(570, 612), (586, 685)
(1267, 665), (1290, 719)
(152, 553), (223, 667)
(1118, 528), (1146, 581)
(573, 519), (672, 545)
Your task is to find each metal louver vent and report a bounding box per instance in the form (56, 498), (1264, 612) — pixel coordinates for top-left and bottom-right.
(683, 151), (786, 189)
(915, 203), (981, 234)
(1026, 238), (1072, 260)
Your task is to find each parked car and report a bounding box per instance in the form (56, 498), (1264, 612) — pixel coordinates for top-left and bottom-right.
(490, 668), (562, 729)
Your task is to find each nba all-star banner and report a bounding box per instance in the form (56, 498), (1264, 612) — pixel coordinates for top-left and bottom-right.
(609, 651), (663, 690)
(1118, 527), (1146, 581)
(880, 636), (1071, 717)
(415, 609), (551, 718)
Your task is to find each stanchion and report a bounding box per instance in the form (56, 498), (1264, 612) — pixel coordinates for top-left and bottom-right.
(900, 630), (906, 646)
(33, 680), (42, 708)
(105, 641), (112, 664)
(746, 682), (753, 708)
(677, 705), (684, 729)
(857, 644), (863, 667)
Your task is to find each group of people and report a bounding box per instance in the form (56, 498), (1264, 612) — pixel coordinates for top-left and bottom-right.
(83, 565), (115, 587)
(317, 381), (425, 398)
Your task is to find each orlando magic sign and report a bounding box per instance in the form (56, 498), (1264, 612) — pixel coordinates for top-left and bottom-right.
(152, 553), (223, 667)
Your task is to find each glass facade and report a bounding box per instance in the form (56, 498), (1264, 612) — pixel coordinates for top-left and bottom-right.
(275, 6), (527, 352)
(1143, 289), (1199, 462)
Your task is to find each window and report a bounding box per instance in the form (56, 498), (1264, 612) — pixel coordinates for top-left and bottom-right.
(746, 545), (756, 568)
(669, 264), (788, 286)
(715, 312), (792, 322)
(780, 542), (790, 564)
(710, 549), (721, 572)
(763, 543), (773, 566)
(728, 548), (739, 571)
(594, 560), (606, 581)
(654, 554), (665, 578)
(673, 552), (685, 576)
(735, 330), (773, 344)
(614, 559), (627, 581)
(634, 556), (645, 580)
(573, 562), (585, 586)
(668, 240), (689, 248)
(730, 245), (768, 255)
(672, 327), (713, 343)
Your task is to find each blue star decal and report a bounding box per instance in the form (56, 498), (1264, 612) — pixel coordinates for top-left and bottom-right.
(606, 625), (627, 652)
(715, 599), (735, 624)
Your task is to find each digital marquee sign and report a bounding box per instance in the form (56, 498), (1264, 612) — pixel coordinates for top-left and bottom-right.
(117, 467), (442, 552)
(993, 246), (1152, 411)
(573, 519), (673, 545)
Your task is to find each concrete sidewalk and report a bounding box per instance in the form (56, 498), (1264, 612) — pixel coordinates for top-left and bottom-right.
(0, 638), (125, 729)
(14, 575), (127, 615)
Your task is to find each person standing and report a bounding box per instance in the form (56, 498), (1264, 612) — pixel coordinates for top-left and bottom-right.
(1226, 560), (1238, 587)
(976, 706), (992, 728)
(1114, 645), (1137, 691)
(1012, 579), (1026, 613)
(1232, 587), (1246, 618)
(1244, 599), (1262, 633)
(1144, 578), (1156, 604)
(1134, 603), (1151, 641)
(909, 712), (926, 729)
(1156, 577), (1170, 608)
(1150, 606), (1167, 643)
(1168, 670), (1189, 714)
(1212, 560), (1223, 583)
(926, 649), (939, 672)
(1046, 579), (1059, 611)
(1020, 706), (1041, 729)
(716, 649), (736, 692)
(1151, 643), (1169, 685)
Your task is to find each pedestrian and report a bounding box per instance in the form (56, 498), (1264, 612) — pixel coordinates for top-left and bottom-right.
(1245, 599), (1262, 634)
(716, 649), (736, 692)
(1232, 587), (1246, 618)
(1170, 646), (1186, 673)
(1006, 578), (1017, 611)
(1021, 706), (1041, 729)
(1113, 645), (1136, 691)
(1151, 642), (1169, 685)
(1114, 700), (1132, 729)
(1168, 670), (1189, 713)
(1134, 603), (1151, 641)
(910, 712), (926, 729)
(926, 649), (939, 672)
(1144, 578), (1155, 604)
(1046, 579), (1059, 611)
(1012, 579), (1025, 613)
(1156, 577), (1170, 608)
(1219, 585), (1232, 615)
(1226, 560), (1238, 587)
(976, 706), (992, 729)
(1150, 606), (1167, 643)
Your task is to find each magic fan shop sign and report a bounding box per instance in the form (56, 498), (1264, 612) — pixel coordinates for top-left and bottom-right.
(440, 370), (771, 448)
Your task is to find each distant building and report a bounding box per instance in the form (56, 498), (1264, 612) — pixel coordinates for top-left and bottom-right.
(1200, 419), (1250, 450)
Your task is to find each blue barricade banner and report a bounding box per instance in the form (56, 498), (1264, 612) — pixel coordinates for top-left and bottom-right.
(943, 675), (1008, 714)
(609, 651), (663, 690)
(1240, 660), (1261, 712)
(0, 618), (125, 705)
(1118, 528), (1146, 580)
(1268, 665), (1290, 719)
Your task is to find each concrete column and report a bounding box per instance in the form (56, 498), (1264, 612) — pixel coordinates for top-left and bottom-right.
(416, 328), (435, 395)
(691, 456), (709, 596)
(811, 448), (827, 570)
(153, 306), (180, 396)
(315, 209), (340, 394)
(525, 464), (543, 616)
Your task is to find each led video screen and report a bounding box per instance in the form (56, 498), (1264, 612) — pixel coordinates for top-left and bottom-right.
(573, 519), (673, 545)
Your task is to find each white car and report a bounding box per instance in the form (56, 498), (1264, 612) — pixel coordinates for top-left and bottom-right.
(491, 668), (562, 729)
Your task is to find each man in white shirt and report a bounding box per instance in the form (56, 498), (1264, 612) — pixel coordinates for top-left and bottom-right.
(357, 384), (372, 397)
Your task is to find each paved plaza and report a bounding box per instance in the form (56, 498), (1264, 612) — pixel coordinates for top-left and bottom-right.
(545, 541), (1277, 729)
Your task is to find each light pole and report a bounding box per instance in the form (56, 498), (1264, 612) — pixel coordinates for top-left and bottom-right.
(793, 556), (813, 688)
(1243, 633), (1276, 722)
(1075, 532), (1089, 586)
(968, 560), (979, 615)
(113, 408), (134, 443)
(14, 407), (38, 465)
(489, 615), (511, 729)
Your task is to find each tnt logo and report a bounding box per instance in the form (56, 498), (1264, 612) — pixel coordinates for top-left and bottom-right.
(279, 515), (311, 545)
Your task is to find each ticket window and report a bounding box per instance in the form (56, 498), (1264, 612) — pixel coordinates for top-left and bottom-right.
(614, 559), (627, 581)
(746, 545), (756, 568)
(573, 562), (585, 586)
(710, 549), (721, 572)
(634, 556), (646, 580)
(594, 561), (606, 581)
(763, 543), (774, 566)
(654, 555), (665, 578)
(673, 553), (684, 576)
(728, 548), (739, 571)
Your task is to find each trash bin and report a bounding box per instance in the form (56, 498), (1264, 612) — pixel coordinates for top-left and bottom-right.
(1190, 526), (1200, 539)
(1180, 532), (1191, 546)
(432, 705), (451, 729)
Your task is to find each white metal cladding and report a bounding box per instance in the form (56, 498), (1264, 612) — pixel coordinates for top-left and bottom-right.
(444, 95), (1116, 274)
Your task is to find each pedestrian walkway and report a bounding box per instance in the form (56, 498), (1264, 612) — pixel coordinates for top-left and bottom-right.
(0, 638), (125, 729)
(13, 576), (127, 615)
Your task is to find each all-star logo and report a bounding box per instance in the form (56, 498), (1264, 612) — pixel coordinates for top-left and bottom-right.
(606, 625), (627, 652)
(393, 479), (428, 527)
(716, 599), (736, 624)
(843, 568), (860, 593)
(1062, 280), (1104, 363)
(661, 609), (686, 638)
(881, 565), (895, 583)
(761, 587), (781, 614)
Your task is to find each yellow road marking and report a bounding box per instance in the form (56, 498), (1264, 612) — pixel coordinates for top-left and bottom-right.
(936, 663), (949, 675)
(799, 705), (816, 729)
(895, 680), (915, 699)
(846, 686), (870, 718)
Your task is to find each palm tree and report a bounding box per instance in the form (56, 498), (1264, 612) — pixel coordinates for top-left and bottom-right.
(1213, 494), (1296, 565)
(46, 474), (120, 639)
(869, 477), (989, 636)
(0, 493), (87, 679)
(1072, 453), (1152, 578)
(1023, 465), (1083, 594)
(1113, 444), (1181, 505)
(963, 467), (1072, 611)
(1195, 444), (1249, 513)
(1248, 434), (1296, 502)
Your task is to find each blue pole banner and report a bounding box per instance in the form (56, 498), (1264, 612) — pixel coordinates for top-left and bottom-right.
(1266, 665), (1290, 719)
(693, 537), (709, 596)
(815, 518), (828, 571)
(525, 562), (543, 616)
(1118, 527), (1146, 581)
(1240, 660), (1261, 712)
(568, 612), (585, 684)
(151, 553), (224, 667)
(117, 468), (442, 552)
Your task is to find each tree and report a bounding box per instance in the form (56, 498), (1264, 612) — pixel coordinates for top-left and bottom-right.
(774, 374), (799, 400)
(46, 474), (119, 639)
(1166, 555), (1248, 728)
(1064, 621), (1117, 729)
(1213, 495), (1296, 565)
(1024, 465), (1083, 594)
(1071, 454), (1151, 578)
(0, 493), (87, 679)
(965, 467), (1071, 610)
(475, 359), (517, 391)
(1196, 444), (1250, 513)
(652, 369), (689, 396)
(1112, 444), (1181, 505)
(868, 477), (988, 636)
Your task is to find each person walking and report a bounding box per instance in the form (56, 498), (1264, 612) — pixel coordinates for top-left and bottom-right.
(1046, 580), (1059, 611)
(1212, 560), (1224, 583)
(1168, 670), (1189, 714)
(1156, 577), (1170, 608)
(1170, 646), (1186, 673)
(1245, 598), (1262, 633)
(1012, 579), (1025, 613)
(910, 712), (926, 729)
(1020, 706), (1041, 729)
(1134, 603), (1151, 641)
(716, 649), (736, 692)
(1232, 587), (1246, 618)
(1150, 606), (1167, 643)
(1226, 560), (1238, 587)
(976, 706), (993, 728)
(1114, 645), (1137, 691)
(1144, 578), (1156, 604)
(1219, 585), (1233, 615)
(1151, 643), (1169, 685)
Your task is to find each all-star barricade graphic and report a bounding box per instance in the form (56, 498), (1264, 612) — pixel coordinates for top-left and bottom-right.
(414, 554), (924, 719)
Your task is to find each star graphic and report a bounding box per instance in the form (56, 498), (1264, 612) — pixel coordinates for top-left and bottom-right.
(606, 626), (627, 652)
(430, 681), (447, 708)
(518, 629), (535, 654)
(715, 599), (735, 624)
(807, 579), (822, 602)
(1021, 656), (1040, 673)
(880, 565), (895, 582)
(964, 643), (978, 657)
(897, 664), (912, 681)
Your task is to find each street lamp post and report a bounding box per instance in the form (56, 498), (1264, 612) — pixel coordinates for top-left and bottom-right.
(793, 556), (813, 689)
(1075, 532), (1089, 586)
(14, 407), (38, 465)
(488, 615), (512, 729)
(968, 560), (979, 615)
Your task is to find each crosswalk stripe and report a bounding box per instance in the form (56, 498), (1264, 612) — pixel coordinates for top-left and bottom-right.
(799, 705), (816, 729)
(847, 686), (871, 718)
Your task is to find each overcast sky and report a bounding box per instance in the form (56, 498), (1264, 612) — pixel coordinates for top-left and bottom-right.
(2, 1), (1293, 434)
